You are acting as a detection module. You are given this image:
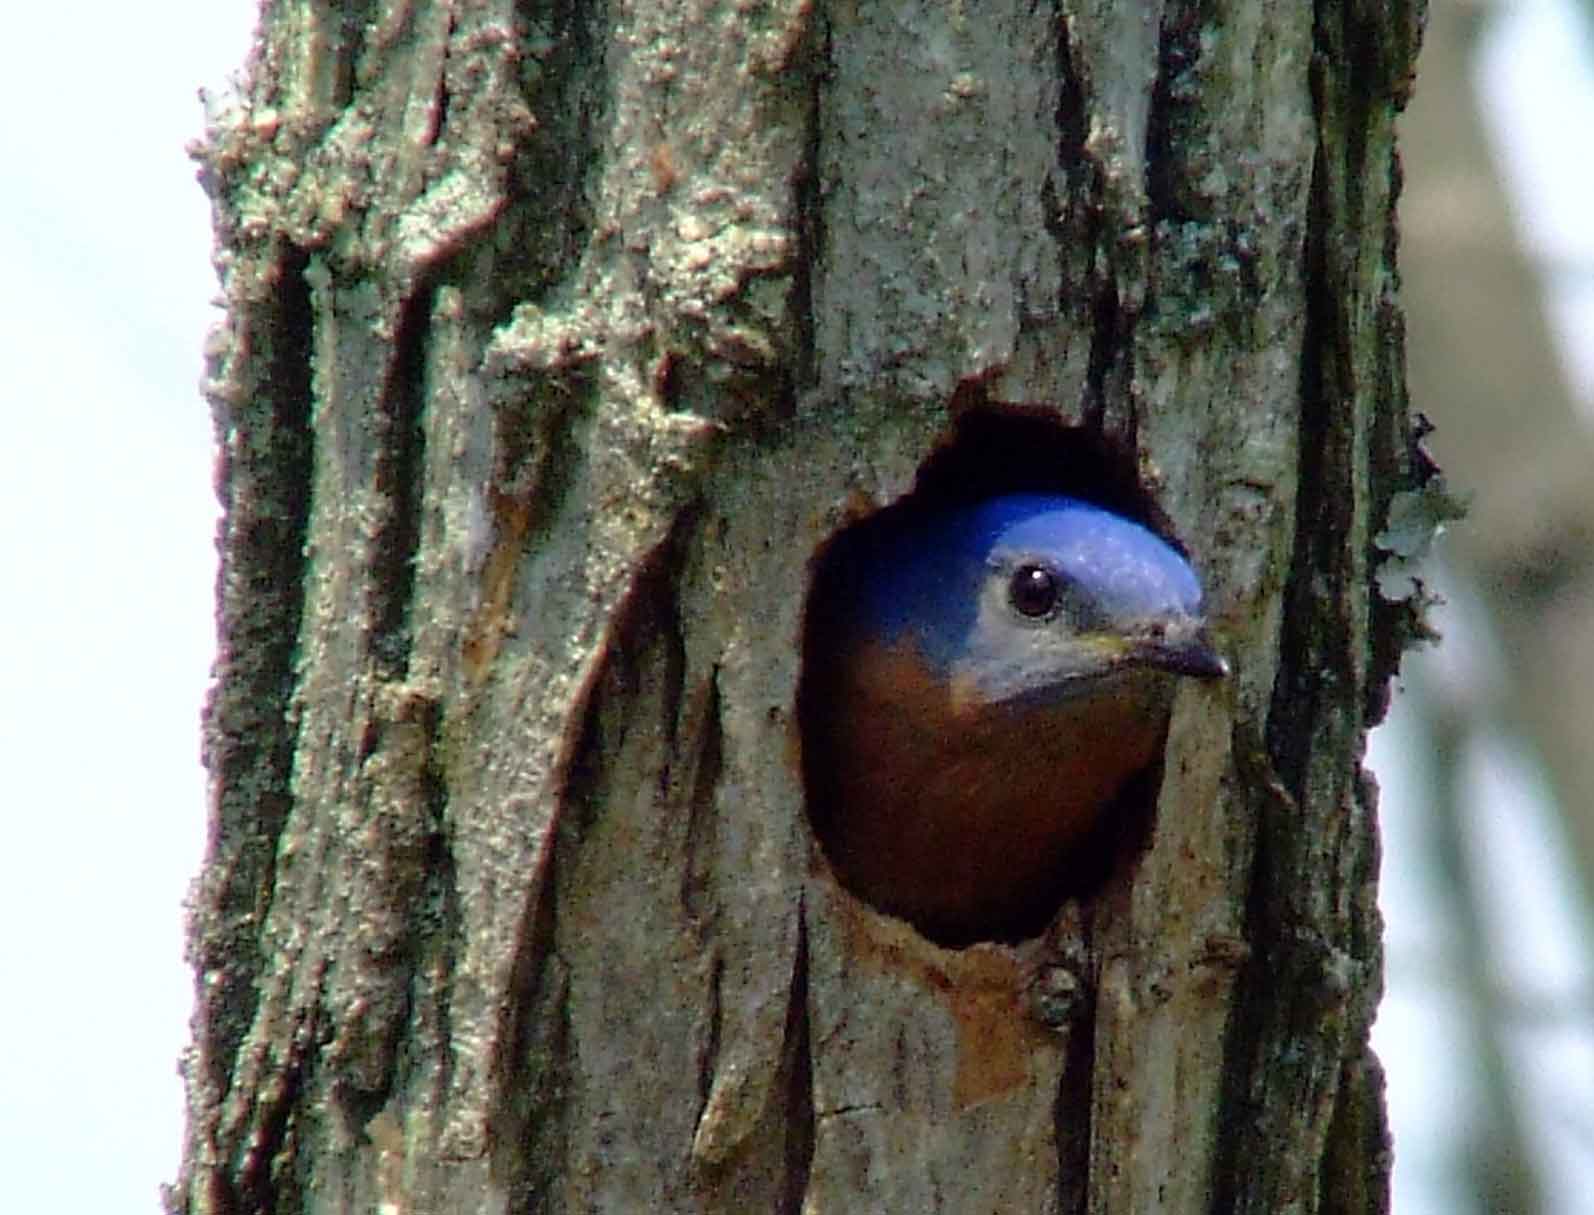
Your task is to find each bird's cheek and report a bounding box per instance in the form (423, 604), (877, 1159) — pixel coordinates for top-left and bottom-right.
(947, 668), (986, 716)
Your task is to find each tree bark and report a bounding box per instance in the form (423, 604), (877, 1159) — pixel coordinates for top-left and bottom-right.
(177, 1), (1427, 1212)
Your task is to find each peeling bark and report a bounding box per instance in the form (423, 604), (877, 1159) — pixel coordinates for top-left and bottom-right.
(177, 0), (1427, 1211)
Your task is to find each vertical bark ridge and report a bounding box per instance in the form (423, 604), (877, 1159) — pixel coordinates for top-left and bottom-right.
(1211, 1), (1421, 1211)
(194, 244), (317, 1126)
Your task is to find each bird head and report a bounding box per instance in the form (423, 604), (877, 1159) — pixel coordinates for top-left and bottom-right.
(856, 494), (1227, 710)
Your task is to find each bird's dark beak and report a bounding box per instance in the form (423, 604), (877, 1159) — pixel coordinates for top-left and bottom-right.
(1132, 630), (1230, 680)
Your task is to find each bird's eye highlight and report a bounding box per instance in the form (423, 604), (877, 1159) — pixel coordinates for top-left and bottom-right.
(1008, 563), (1059, 618)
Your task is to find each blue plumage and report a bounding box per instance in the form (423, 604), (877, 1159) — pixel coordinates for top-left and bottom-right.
(843, 494), (1218, 701)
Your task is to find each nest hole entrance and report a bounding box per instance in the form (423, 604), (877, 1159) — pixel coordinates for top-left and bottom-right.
(796, 407), (1182, 946)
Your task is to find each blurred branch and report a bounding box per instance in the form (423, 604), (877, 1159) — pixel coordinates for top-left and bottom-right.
(1405, 0), (1594, 980)
(1399, 0), (1594, 1208)
(1385, 950), (1594, 1023)
(1425, 682), (1545, 1213)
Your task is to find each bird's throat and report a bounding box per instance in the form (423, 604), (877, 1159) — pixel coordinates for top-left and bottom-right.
(817, 638), (1173, 941)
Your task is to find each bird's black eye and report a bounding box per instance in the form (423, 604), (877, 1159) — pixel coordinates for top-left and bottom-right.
(1008, 563), (1059, 618)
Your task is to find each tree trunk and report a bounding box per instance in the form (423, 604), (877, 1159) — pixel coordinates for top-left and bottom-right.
(177, 1), (1427, 1212)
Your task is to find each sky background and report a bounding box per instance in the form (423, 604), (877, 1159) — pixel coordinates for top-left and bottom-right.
(0, 2), (257, 1204)
(2, 2), (1590, 1210)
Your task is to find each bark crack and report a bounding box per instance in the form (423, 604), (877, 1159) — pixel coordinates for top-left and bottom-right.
(194, 244), (317, 1107)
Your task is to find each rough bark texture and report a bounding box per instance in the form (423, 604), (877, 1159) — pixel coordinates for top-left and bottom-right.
(178, 0), (1427, 1212)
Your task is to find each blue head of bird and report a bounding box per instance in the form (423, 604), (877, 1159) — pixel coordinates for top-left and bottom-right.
(855, 493), (1226, 707)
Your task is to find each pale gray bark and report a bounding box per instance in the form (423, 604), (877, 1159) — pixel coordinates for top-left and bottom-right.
(177, 1), (1426, 1212)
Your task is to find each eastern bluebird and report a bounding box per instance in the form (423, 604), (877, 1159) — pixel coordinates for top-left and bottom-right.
(801, 493), (1227, 943)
